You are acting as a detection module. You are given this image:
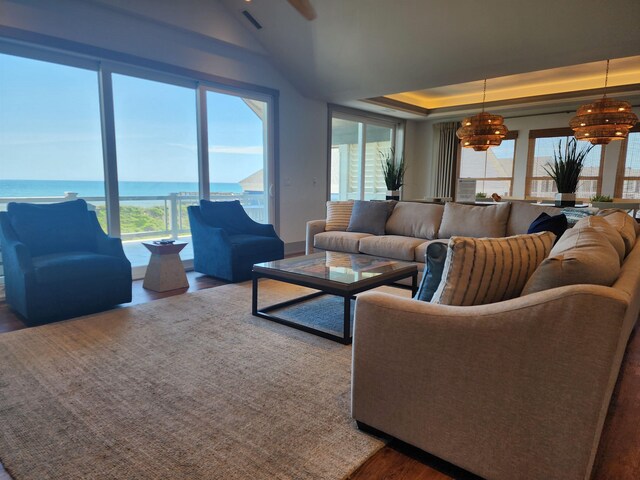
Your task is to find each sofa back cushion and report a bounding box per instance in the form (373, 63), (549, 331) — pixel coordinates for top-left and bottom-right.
(522, 227), (621, 295)
(346, 200), (391, 235)
(385, 202), (444, 240)
(199, 199), (245, 234)
(325, 201), (354, 231)
(574, 215), (625, 263)
(432, 232), (555, 306)
(597, 210), (637, 257)
(438, 202), (511, 239)
(506, 202), (561, 236)
(7, 199), (96, 257)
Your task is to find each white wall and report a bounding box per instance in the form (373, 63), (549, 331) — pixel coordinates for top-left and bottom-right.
(407, 107), (640, 200)
(0, 0), (328, 245)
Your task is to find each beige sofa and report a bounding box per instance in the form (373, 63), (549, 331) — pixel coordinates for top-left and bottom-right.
(351, 217), (640, 479)
(306, 201), (561, 278)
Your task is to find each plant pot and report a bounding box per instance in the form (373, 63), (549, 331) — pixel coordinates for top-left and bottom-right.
(386, 190), (400, 201)
(555, 193), (576, 207)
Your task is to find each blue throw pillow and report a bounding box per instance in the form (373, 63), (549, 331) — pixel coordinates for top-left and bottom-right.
(346, 200), (390, 235)
(7, 199), (96, 257)
(414, 242), (448, 302)
(527, 212), (568, 240)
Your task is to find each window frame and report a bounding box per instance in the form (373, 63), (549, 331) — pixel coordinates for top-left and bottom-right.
(0, 37), (279, 280)
(525, 127), (605, 200)
(456, 130), (519, 197)
(614, 126), (640, 199)
(327, 105), (405, 201)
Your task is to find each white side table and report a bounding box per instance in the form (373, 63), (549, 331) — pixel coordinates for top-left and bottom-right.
(142, 241), (189, 292)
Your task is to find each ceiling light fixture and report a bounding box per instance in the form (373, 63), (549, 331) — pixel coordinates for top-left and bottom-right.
(456, 79), (508, 151)
(570, 59), (638, 145)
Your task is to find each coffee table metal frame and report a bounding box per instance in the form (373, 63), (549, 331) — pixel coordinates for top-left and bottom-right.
(252, 257), (418, 345)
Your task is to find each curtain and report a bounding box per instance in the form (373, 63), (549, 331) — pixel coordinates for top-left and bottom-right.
(433, 122), (459, 198)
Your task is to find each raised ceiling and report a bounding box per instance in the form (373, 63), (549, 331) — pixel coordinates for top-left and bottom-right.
(387, 56), (640, 110)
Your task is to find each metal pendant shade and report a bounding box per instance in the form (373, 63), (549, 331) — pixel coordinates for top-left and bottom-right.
(570, 60), (638, 145)
(457, 80), (508, 151)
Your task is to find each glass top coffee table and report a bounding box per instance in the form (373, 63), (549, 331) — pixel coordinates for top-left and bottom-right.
(252, 252), (418, 344)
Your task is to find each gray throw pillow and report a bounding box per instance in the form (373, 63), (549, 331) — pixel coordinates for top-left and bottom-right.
(346, 200), (390, 235)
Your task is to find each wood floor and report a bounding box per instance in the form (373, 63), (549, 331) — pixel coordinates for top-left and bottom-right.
(1, 274), (638, 480)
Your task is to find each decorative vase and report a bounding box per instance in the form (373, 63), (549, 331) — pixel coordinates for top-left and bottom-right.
(555, 192), (576, 207)
(386, 190), (400, 201)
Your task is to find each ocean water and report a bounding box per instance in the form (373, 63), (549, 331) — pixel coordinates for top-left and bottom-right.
(0, 179), (242, 198)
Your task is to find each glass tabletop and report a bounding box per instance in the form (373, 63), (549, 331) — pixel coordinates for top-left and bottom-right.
(253, 252), (416, 285)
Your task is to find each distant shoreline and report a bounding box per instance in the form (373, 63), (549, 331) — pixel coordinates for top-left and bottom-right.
(0, 179), (243, 198)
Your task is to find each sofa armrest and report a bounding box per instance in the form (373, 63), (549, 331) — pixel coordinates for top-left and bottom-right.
(306, 220), (326, 254)
(247, 221), (279, 238)
(352, 286), (630, 480)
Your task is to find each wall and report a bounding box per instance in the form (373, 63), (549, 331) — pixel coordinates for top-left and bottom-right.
(406, 107), (640, 200)
(0, 0), (328, 247)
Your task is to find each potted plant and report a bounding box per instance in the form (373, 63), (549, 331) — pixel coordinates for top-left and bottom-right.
(380, 148), (406, 200)
(590, 194), (614, 209)
(543, 138), (594, 207)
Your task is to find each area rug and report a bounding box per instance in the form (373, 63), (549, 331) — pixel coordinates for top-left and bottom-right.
(0, 281), (387, 480)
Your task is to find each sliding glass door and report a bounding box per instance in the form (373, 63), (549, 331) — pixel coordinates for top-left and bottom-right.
(330, 110), (400, 201)
(112, 74), (198, 267)
(206, 90), (271, 223)
(0, 45), (278, 281)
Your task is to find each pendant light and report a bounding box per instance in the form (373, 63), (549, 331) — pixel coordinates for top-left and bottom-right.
(570, 60), (638, 145)
(456, 79), (509, 152)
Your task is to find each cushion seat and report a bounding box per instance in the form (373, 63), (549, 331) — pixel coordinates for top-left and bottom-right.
(32, 251), (131, 284)
(314, 231), (373, 253)
(229, 234), (284, 257)
(359, 235), (426, 261)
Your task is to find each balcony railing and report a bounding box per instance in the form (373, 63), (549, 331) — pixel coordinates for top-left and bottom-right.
(0, 192), (267, 276)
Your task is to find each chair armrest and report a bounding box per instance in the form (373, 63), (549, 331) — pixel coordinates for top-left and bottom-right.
(188, 207), (230, 247)
(1, 238), (33, 272)
(306, 220), (326, 254)
(88, 211), (127, 259)
(352, 286), (631, 480)
(246, 222), (279, 238)
(0, 213), (33, 272)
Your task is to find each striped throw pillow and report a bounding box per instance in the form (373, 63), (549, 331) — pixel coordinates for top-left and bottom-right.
(431, 232), (556, 306)
(325, 201), (354, 231)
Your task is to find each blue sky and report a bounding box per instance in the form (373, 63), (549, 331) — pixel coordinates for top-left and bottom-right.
(0, 53), (265, 184)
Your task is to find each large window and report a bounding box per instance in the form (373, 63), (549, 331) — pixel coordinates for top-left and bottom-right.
(616, 129), (640, 199)
(330, 110), (401, 201)
(526, 128), (603, 199)
(458, 133), (517, 197)
(0, 45), (277, 280)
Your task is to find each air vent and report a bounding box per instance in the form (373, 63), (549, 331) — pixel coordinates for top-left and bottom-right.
(242, 10), (262, 30)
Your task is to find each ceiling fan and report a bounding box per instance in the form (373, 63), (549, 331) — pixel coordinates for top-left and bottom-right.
(287, 0), (317, 20)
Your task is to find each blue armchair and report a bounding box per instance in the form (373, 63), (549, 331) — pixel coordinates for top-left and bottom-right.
(188, 200), (284, 282)
(0, 199), (132, 325)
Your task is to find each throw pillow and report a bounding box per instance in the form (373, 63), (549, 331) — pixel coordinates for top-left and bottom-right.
(346, 200), (390, 235)
(527, 212), (568, 240)
(438, 202), (511, 238)
(597, 210), (636, 257)
(414, 241), (448, 302)
(431, 231), (556, 306)
(325, 201), (354, 231)
(574, 215), (625, 263)
(521, 227), (621, 295)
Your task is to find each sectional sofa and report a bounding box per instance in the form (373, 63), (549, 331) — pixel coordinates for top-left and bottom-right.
(307, 201), (640, 479)
(305, 201), (561, 276)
